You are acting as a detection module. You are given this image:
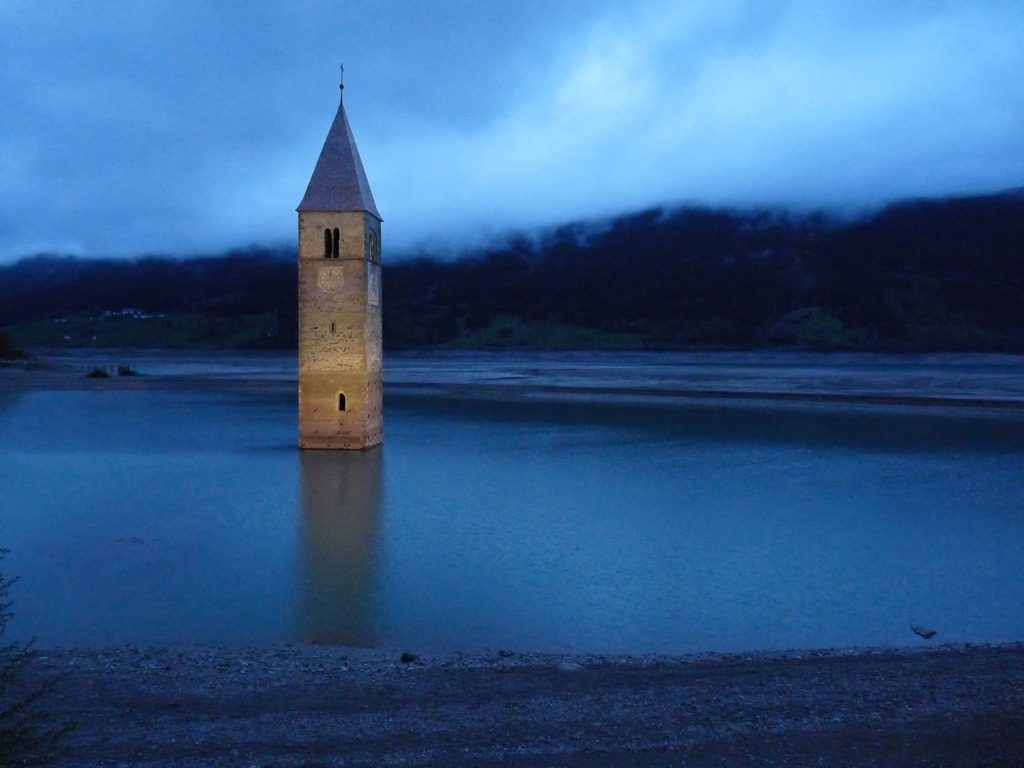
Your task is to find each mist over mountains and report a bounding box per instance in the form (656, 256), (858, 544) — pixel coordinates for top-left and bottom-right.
(2, 190), (1022, 352)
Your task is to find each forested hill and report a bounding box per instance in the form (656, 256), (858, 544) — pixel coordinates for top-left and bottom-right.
(2, 190), (1023, 352)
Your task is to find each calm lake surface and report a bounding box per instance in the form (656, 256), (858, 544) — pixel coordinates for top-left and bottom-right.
(2, 352), (1023, 653)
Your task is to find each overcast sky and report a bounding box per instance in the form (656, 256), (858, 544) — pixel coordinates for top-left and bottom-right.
(1, 0), (1021, 261)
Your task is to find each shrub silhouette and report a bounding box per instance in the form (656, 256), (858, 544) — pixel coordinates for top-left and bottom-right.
(0, 547), (70, 766)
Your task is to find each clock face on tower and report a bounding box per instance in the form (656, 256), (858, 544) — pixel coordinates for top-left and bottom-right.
(318, 264), (344, 293)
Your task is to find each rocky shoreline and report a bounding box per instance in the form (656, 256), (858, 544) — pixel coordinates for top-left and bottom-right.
(22, 642), (1024, 766)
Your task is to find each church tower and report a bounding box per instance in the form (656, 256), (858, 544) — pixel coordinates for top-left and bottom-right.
(297, 75), (382, 450)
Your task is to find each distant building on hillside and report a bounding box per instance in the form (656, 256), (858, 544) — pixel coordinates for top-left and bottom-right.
(296, 72), (383, 450)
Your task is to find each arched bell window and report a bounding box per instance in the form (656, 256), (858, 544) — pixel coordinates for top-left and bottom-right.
(323, 228), (331, 258)
(332, 228), (340, 258)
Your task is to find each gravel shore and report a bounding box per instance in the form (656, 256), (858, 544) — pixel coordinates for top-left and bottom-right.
(24, 643), (1024, 766)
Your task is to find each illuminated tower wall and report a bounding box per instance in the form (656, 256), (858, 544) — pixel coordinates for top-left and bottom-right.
(296, 81), (382, 450)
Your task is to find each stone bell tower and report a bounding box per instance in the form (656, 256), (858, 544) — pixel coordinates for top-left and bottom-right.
(297, 73), (382, 450)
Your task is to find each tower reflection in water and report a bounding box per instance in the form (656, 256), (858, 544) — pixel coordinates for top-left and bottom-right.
(298, 448), (383, 646)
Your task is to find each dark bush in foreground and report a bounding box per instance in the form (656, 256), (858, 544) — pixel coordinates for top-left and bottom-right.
(0, 549), (70, 766)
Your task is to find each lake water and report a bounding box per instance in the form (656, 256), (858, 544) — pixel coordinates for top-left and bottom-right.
(2, 354), (1023, 653)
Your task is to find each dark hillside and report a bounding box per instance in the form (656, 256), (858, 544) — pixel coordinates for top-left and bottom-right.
(0, 248), (295, 323)
(1, 191), (1022, 351)
(0, 248), (297, 349)
(384, 191), (1024, 350)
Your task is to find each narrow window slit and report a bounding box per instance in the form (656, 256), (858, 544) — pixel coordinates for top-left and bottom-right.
(338, 392), (347, 412)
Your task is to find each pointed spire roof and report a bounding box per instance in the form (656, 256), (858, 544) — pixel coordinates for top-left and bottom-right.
(297, 84), (381, 220)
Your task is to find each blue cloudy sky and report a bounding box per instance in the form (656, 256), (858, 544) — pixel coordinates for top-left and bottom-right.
(1, 0), (1021, 261)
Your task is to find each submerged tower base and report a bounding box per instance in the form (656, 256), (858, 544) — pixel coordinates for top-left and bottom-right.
(299, 371), (382, 451)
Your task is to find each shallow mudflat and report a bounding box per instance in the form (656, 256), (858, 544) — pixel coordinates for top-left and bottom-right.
(27, 642), (1024, 766)
(5, 349), (1024, 408)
